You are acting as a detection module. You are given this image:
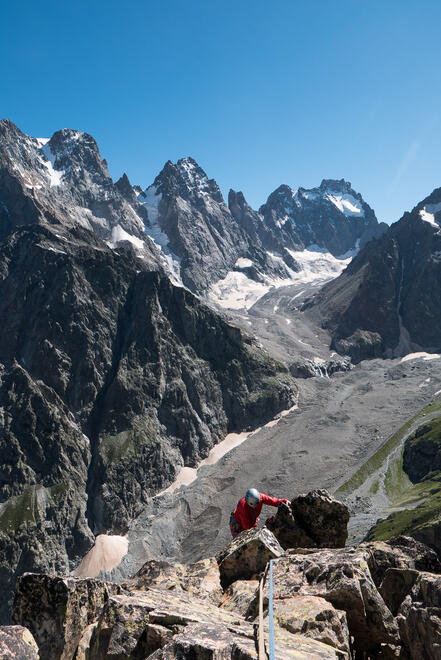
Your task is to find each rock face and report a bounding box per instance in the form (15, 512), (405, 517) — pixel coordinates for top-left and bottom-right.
(0, 221), (295, 621)
(216, 527), (283, 588)
(137, 159), (293, 293)
(304, 186), (441, 361)
(13, 532), (441, 659)
(0, 625), (39, 659)
(257, 179), (386, 257)
(403, 417), (441, 483)
(11, 573), (122, 660)
(266, 490), (349, 550)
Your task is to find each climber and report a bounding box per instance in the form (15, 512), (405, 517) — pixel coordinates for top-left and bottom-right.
(229, 488), (290, 538)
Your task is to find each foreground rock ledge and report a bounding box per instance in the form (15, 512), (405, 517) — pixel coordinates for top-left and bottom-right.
(10, 527), (441, 659)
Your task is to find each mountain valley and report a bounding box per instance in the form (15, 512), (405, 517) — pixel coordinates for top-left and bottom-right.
(1, 119), (441, 659)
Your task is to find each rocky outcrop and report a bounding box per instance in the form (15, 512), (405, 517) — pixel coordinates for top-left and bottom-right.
(0, 625), (39, 659)
(288, 356), (352, 379)
(304, 185), (441, 361)
(269, 548), (399, 653)
(396, 571), (441, 659)
(11, 573), (123, 660)
(266, 489), (349, 549)
(13, 532), (441, 659)
(216, 527), (283, 588)
(122, 557), (222, 605)
(403, 417), (441, 483)
(361, 535), (441, 587)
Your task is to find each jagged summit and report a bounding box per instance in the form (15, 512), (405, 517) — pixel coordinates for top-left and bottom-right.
(150, 156), (224, 204)
(304, 184), (441, 362)
(259, 177), (386, 257)
(0, 120), (384, 302)
(319, 178), (353, 191)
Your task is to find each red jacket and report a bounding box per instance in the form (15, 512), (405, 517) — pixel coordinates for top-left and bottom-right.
(232, 493), (284, 531)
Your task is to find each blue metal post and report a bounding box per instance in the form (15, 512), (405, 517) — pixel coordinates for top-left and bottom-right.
(268, 559), (275, 660)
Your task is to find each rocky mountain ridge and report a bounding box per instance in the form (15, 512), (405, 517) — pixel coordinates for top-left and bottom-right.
(1, 119), (386, 303)
(7, 491), (441, 659)
(302, 185), (441, 361)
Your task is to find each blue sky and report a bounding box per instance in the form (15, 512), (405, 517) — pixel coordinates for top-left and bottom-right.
(1, 0), (441, 224)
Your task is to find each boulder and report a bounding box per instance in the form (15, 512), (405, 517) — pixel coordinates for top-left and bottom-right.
(0, 625), (39, 659)
(269, 547), (399, 653)
(265, 501), (317, 550)
(397, 572), (441, 659)
(122, 556), (222, 605)
(266, 490), (349, 550)
(92, 588), (254, 658)
(219, 579), (259, 618)
(291, 490), (349, 548)
(148, 621), (345, 659)
(216, 527), (283, 588)
(11, 573), (122, 660)
(272, 595), (350, 655)
(361, 535), (441, 587)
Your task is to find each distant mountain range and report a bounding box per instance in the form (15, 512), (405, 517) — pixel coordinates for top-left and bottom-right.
(0, 119), (386, 303)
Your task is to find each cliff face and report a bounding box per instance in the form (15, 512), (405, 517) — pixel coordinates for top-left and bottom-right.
(303, 192), (441, 362)
(0, 223), (296, 622)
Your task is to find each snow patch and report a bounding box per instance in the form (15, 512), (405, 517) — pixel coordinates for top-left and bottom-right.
(419, 203), (441, 227)
(208, 272), (272, 310)
(108, 225), (145, 250)
(40, 143), (64, 187)
(209, 246), (352, 310)
(138, 185), (183, 285)
(326, 193), (365, 217)
(235, 257), (253, 269)
(285, 247), (351, 282)
(400, 352), (441, 362)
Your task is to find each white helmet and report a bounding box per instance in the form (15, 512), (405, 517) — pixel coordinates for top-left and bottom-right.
(245, 488), (260, 508)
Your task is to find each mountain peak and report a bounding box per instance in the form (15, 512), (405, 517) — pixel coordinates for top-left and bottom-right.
(154, 157), (224, 204)
(319, 178), (353, 192)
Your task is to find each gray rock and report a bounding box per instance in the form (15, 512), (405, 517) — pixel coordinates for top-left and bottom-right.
(11, 573), (122, 660)
(291, 489), (349, 548)
(0, 625), (39, 659)
(216, 527), (283, 588)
